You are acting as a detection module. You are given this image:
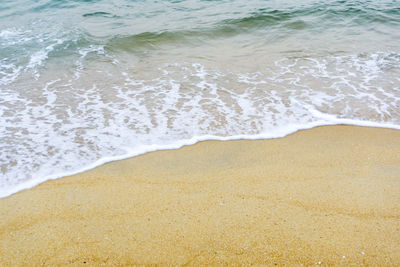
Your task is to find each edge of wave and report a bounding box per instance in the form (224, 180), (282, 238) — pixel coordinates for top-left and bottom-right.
(1, 116), (399, 199)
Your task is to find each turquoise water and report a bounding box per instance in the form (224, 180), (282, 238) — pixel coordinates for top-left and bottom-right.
(1, 0), (400, 197)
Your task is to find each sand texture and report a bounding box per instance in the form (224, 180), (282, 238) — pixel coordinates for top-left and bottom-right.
(1, 125), (399, 266)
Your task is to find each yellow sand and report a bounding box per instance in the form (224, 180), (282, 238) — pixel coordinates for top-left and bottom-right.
(1, 125), (399, 266)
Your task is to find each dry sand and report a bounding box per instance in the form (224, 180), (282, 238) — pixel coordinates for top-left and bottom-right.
(0, 125), (399, 266)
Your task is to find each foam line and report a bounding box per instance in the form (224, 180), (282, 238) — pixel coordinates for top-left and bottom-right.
(1, 119), (399, 199)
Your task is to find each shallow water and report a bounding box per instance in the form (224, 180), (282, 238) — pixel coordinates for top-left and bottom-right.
(1, 0), (400, 197)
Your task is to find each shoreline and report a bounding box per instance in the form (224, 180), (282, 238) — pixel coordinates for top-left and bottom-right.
(1, 125), (399, 265)
(2, 120), (400, 199)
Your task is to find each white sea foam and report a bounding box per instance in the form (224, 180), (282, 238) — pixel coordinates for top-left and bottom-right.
(0, 60), (22, 85)
(0, 29), (33, 45)
(0, 51), (399, 198)
(74, 45), (106, 79)
(0, 29), (20, 39)
(26, 39), (65, 78)
(0, 27), (68, 84)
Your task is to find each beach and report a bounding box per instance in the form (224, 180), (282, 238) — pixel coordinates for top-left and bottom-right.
(1, 125), (399, 266)
(1, 0), (400, 265)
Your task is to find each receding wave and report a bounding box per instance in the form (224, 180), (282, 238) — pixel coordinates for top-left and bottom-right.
(2, 48), (400, 197)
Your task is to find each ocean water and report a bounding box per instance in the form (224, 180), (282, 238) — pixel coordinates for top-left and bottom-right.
(1, 0), (399, 197)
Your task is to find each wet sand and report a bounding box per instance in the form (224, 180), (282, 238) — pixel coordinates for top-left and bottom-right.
(1, 125), (399, 266)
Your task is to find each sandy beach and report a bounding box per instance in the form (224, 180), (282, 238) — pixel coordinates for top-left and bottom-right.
(0, 125), (399, 266)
